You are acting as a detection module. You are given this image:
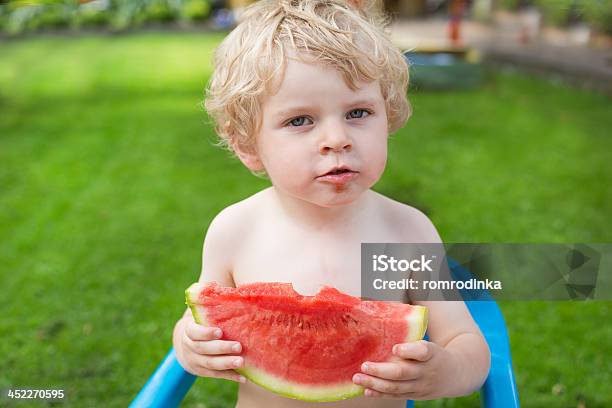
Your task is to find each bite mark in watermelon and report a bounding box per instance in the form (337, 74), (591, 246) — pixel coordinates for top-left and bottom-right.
(185, 282), (428, 402)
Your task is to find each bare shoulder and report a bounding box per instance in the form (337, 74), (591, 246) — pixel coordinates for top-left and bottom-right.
(207, 189), (266, 237)
(370, 190), (442, 243)
(198, 189), (270, 286)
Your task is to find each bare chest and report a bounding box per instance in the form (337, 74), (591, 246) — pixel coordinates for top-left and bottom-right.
(231, 219), (401, 297)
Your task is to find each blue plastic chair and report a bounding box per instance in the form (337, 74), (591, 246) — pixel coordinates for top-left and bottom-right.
(130, 261), (519, 407)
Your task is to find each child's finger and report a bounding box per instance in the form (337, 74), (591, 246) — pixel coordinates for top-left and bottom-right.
(199, 367), (247, 384)
(199, 355), (244, 371)
(189, 339), (242, 355)
(185, 322), (222, 341)
(360, 361), (420, 381)
(352, 373), (415, 395)
(392, 340), (432, 362)
(363, 388), (383, 398)
(363, 388), (417, 399)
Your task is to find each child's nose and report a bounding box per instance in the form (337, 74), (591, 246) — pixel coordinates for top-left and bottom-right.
(318, 121), (353, 154)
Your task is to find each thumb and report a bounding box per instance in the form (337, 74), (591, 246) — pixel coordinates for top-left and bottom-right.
(393, 340), (432, 361)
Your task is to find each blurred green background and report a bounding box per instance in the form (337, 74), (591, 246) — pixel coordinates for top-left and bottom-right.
(1, 0), (611, 36)
(1, 25), (611, 408)
(0, 0), (213, 36)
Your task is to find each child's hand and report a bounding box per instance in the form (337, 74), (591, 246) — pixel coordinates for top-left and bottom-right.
(177, 314), (246, 383)
(352, 340), (458, 400)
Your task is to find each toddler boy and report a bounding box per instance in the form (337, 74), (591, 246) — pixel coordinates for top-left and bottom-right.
(174, 0), (490, 406)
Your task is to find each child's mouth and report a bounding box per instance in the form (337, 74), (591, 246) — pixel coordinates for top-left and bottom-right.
(317, 168), (359, 184)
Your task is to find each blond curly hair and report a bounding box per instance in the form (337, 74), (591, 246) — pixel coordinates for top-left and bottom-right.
(204, 0), (410, 156)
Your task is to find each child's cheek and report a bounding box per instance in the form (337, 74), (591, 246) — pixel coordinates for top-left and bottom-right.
(362, 139), (388, 185)
(267, 149), (311, 188)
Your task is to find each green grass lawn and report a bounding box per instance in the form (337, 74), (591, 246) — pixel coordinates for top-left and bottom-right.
(0, 32), (610, 407)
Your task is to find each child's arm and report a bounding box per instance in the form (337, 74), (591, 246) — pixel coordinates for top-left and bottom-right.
(172, 208), (247, 383)
(352, 208), (491, 400)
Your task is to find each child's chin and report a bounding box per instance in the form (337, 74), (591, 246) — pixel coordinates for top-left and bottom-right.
(311, 189), (365, 208)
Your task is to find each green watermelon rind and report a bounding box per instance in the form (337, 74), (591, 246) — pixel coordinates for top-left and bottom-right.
(405, 303), (428, 342)
(184, 283), (427, 402)
(186, 286), (204, 325)
(238, 364), (364, 402)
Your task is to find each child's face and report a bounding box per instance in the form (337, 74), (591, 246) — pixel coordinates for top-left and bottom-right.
(252, 56), (388, 208)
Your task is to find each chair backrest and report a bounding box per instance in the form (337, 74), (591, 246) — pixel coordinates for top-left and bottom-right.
(129, 349), (196, 408)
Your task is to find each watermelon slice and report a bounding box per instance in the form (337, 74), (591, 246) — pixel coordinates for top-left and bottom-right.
(185, 282), (428, 402)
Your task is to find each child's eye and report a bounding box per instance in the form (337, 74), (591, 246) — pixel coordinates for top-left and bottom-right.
(347, 109), (370, 119)
(287, 116), (313, 127)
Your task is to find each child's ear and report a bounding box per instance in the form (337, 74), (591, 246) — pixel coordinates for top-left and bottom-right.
(233, 142), (265, 172)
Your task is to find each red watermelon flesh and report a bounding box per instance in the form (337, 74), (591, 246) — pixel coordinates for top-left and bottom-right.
(185, 282), (428, 402)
